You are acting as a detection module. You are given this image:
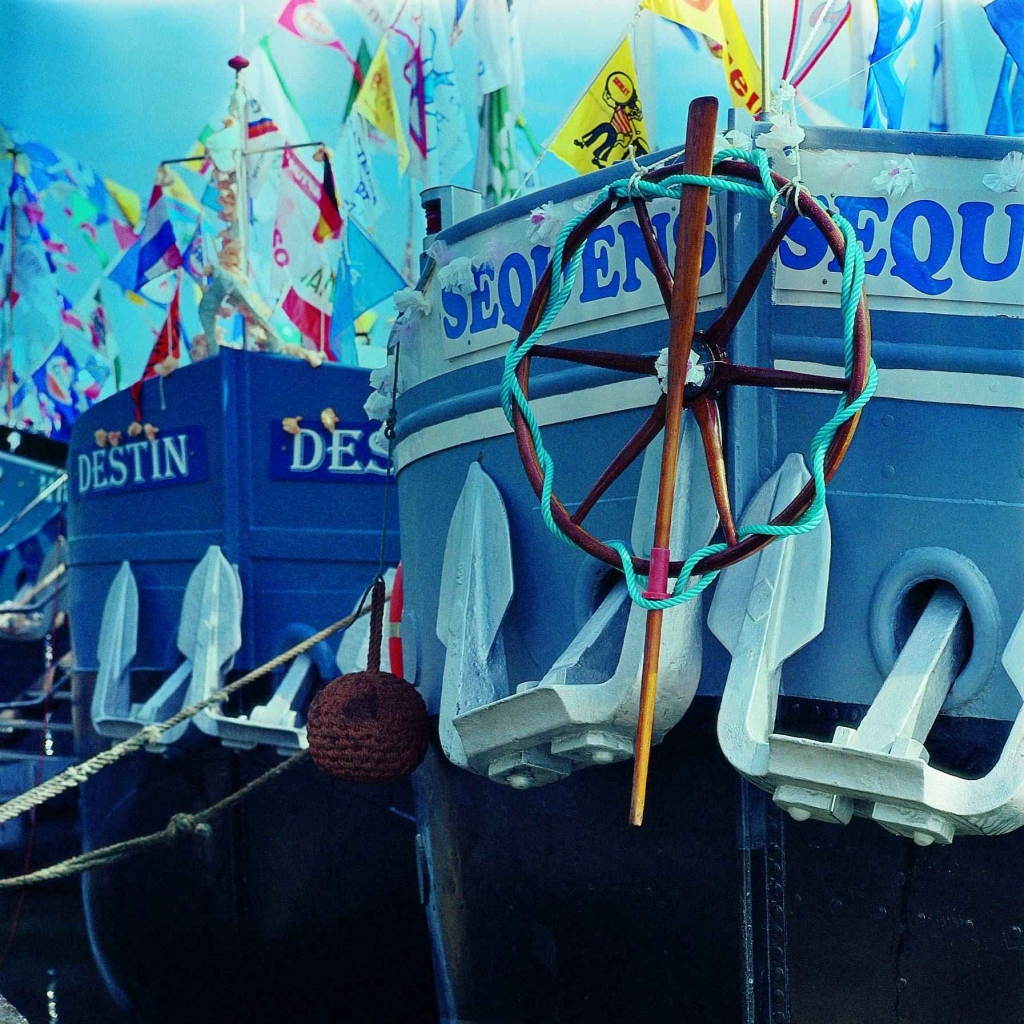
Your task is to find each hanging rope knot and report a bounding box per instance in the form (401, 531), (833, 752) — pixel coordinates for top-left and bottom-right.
(167, 813), (213, 840)
(770, 177), (811, 219)
(138, 725), (164, 747)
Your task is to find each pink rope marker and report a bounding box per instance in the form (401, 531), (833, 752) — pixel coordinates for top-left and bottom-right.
(642, 546), (671, 601)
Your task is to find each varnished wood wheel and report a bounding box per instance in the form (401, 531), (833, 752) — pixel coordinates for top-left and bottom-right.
(511, 157), (873, 577)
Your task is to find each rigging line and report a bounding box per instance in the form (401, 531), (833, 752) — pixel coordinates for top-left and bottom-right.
(801, 14), (951, 107)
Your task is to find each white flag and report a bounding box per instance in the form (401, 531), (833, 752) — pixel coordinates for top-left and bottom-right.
(338, 115), (386, 228)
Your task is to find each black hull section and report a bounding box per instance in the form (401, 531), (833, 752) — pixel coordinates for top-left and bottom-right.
(415, 700), (1024, 1024)
(76, 680), (437, 1024)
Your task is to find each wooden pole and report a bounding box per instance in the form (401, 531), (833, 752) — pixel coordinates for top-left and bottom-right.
(629, 96), (718, 827)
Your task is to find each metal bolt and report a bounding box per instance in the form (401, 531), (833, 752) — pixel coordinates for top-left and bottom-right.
(508, 772), (532, 790)
(591, 750), (615, 764)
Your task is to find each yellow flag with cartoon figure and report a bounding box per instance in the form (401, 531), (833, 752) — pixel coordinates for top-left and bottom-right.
(550, 37), (649, 175)
(353, 36), (410, 176)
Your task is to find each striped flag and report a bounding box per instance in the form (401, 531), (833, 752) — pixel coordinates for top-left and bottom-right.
(135, 184), (183, 289)
(313, 155), (343, 242)
(863, 0), (925, 129)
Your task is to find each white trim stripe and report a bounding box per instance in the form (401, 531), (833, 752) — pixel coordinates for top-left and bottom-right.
(774, 360), (1024, 409)
(395, 363), (1024, 472)
(395, 377), (661, 472)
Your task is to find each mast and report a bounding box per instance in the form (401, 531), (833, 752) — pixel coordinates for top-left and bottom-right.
(4, 147), (15, 425)
(228, 54), (251, 350)
(759, 0), (771, 115)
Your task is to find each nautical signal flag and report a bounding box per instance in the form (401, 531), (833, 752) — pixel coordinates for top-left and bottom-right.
(136, 184), (184, 290)
(130, 276), (183, 422)
(352, 37), (410, 175)
(314, 154), (343, 242)
(551, 37), (649, 174)
(644, 0), (762, 116)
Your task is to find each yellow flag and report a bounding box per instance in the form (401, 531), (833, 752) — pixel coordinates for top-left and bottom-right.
(352, 37), (410, 176)
(641, 0), (725, 44)
(161, 166), (202, 212)
(550, 37), (650, 175)
(718, 0), (763, 116)
(103, 178), (143, 228)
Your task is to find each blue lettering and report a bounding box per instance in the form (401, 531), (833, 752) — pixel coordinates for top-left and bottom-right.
(890, 199), (954, 295)
(469, 265), (499, 333)
(958, 202), (1024, 283)
(529, 244), (551, 284)
(779, 194), (830, 270)
(828, 196), (888, 276)
(580, 225), (620, 303)
(702, 206), (717, 277)
(441, 288), (469, 340)
(497, 252), (533, 331)
(617, 219), (652, 293)
(652, 211), (671, 264)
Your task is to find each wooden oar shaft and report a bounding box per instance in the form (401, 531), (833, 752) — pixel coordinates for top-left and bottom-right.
(630, 96), (719, 827)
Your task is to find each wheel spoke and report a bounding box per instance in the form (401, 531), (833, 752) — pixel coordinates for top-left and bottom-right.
(705, 207), (798, 351)
(691, 396), (738, 547)
(717, 363), (848, 392)
(571, 396), (666, 525)
(632, 198), (673, 311)
(530, 345), (658, 376)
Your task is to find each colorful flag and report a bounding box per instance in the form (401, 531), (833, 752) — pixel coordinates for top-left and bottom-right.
(130, 277), (183, 420)
(59, 293), (83, 332)
(451, 0), (471, 45)
(987, 52), (1024, 134)
(329, 219), (405, 366)
(31, 341), (82, 436)
(343, 39), (375, 121)
(395, 0), (473, 185)
(282, 285), (333, 355)
(83, 285), (121, 389)
(641, 0), (726, 43)
(275, 0), (363, 76)
(718, 0), (763, 116)
(103, 178), (143, 228)
(136, 184), (184, 289)
(782, 0), (852, 87)
(313, 155), (343, 242)
(863, 0), (925, 129)
(474, 87), (522, 201)
(337, 113), (384, 227)
(353, 37), (411, 175)
(929, 0), (949, 132)
(474, 0), (514, 95)
(986, 0), (1024, 70)
(550, 36), (649, 174)
(268, 148), (342, 352)
(4, 172), (63, 378)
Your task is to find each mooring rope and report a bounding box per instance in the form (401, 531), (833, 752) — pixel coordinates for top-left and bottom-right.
(0, 751), (309, 889)
(0, 598), (380, 825)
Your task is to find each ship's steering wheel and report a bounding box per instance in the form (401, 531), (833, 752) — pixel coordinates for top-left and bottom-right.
(510, 155), (873, 580)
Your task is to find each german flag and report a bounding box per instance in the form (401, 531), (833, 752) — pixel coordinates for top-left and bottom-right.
(313, 156), (343, 243)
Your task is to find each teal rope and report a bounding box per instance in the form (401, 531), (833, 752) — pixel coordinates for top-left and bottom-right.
(501, 148), (878, 611)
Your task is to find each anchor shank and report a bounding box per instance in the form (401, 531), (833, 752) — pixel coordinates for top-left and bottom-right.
(850, 585), (967, 753)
